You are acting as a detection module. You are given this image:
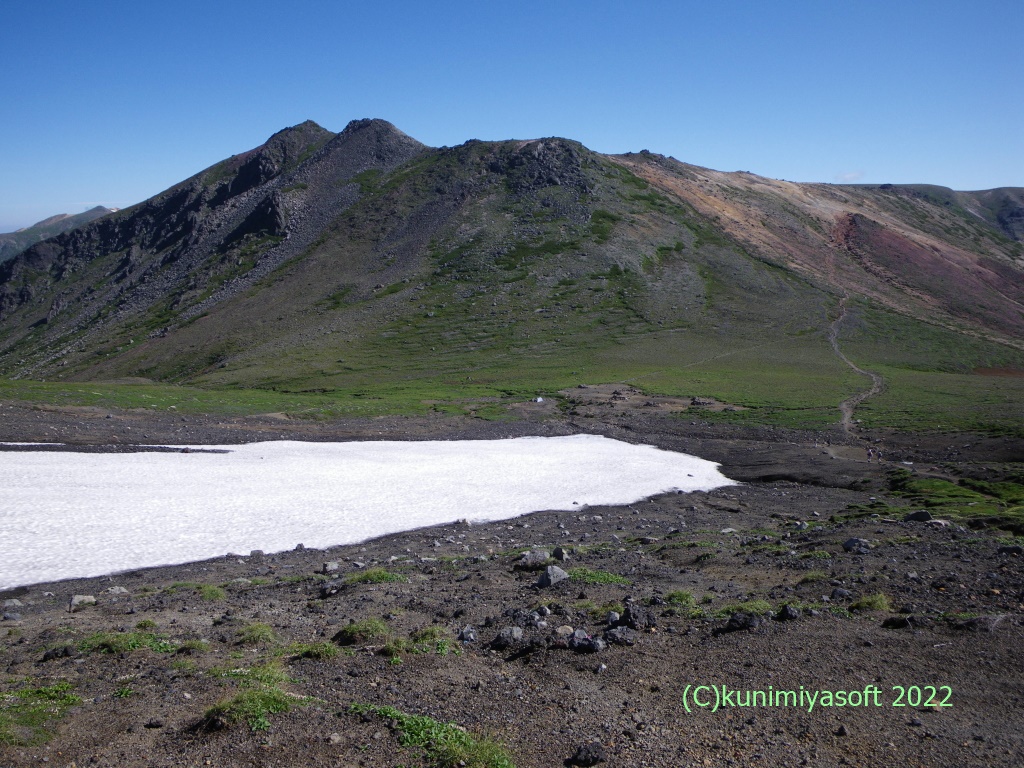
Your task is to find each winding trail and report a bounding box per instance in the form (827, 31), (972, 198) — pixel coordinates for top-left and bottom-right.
(829, 296), (885, 434)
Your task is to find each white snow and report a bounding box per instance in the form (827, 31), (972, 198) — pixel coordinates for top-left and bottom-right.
(0, 435), (735, 589)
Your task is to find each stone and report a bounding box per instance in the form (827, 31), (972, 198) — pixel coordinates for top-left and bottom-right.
(515, 550), (551, 571)
(42, 645), (76, 662)
(105, 586), (129, 595)
(926, 519), (951, 528)
(903, 510), (932, 522)
(606, 611), (621, 626)
(322, 561), (340, 573)
(997, 545), (1023, 556)
(2, 612), (22, 622)
(831, 588), (852, 600)
(491, 626), (523, 650)
(604, 626), (637, 645)
(620, 604), (654, 631)
(70, 595), (96, 611)
(714, 612), (760, 636)
(569, 630), (606, 653)
(552, 546), (569, 561)
(3, 599), (24, 608)
(458, 625), (478, 642)
(144, 718), (164, 729)
(555, 625), (575, 638)
(882, 616), (913, 629)
(567, 742), (606, 766)
(775, 604), (801, 621)
(537, 565), (569, 588)
(843, 538), (871, 554)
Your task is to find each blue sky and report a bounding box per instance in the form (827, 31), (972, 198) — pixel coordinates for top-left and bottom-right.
(1, 0), (1021, 231)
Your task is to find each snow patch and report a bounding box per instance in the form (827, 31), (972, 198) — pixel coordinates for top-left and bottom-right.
(0, 435), (735, 588)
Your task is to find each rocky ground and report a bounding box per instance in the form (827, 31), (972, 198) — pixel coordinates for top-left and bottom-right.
(1, 400), (1023, 767)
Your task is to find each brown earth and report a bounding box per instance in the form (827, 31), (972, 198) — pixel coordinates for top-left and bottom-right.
(1, 404), (1023, 767)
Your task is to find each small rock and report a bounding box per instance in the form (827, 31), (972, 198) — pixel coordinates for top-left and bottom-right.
(903, 510), (932, 522)
(458, 626), (478, 642)
(606, 611), (620, 626)
(537, 565), (569, 588)
(555, 625), (575, 638)
(882, 616), (913, 629)
(2, 612), (22, 622)
(329, 732), (343, 745)
(836, 724), (849, 737)
(604, 626), (637, 646)
(552, 546), (569, 562)
(105, 586), (129, 595)
(620, 605), (654, 631)
(41, 647), (75, 663)
(831, 588), (852, 600)
(714, 612), (760, 635)
(70, 595), (97, 611)
(997, 545), (1023, 556)
(843, 538), (871, 554)
(775, 604), (801, 622)
(926, 519), (951, 528)
(567, 741), (606, 766)
(569, 630), (606, 653)
(491, 626), (523, 650)
(322, 562), (340, 573)
(3, 599), (24, 608)
(144, 719), (164, 729)
(515, 550), (551, 571)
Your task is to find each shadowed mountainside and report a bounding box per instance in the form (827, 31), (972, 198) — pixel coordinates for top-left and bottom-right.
(0, 206), (116, 264)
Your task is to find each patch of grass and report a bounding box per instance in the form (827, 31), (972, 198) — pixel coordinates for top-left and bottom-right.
(0, 681), (82, 746)
(79, 631), (177, 654)
(237, 623), (278, 646)
(204, 687), (296, 732)
(344, 568), (408, 585)
(199, 584), (227, 601)
(665, 590), (694, 606)
(567, 567), (630, 585)
(333, 618), (389, 646)
(113, 686), (135, 698)
(177, 639), (210, 655)
(349, 703), (515, 768)
(287, 642), (339, 660)
(850, 593), (892, 612)
(166, 582), (226, 601)
(800, 550), (833, 560)
(134, 619), (157, 631)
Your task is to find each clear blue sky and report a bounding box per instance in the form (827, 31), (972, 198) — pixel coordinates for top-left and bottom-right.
(2, 0), (1021, 231)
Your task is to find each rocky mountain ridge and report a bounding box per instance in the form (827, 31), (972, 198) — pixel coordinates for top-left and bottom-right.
(0, 206), (116, 264)
(0, 120), (1021, 410)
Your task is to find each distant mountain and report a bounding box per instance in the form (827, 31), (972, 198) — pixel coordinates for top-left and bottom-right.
(0, 206), (116, 264)
(0, 118), (1021, 432)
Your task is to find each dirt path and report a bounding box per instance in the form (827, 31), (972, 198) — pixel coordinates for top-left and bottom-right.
(829, 296), (885, 434)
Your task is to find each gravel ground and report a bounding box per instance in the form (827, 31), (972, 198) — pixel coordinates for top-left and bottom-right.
(1, 401), (1022, 767)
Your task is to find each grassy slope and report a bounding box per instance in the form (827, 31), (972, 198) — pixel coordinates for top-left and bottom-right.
(1, 144), (1021, 434)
